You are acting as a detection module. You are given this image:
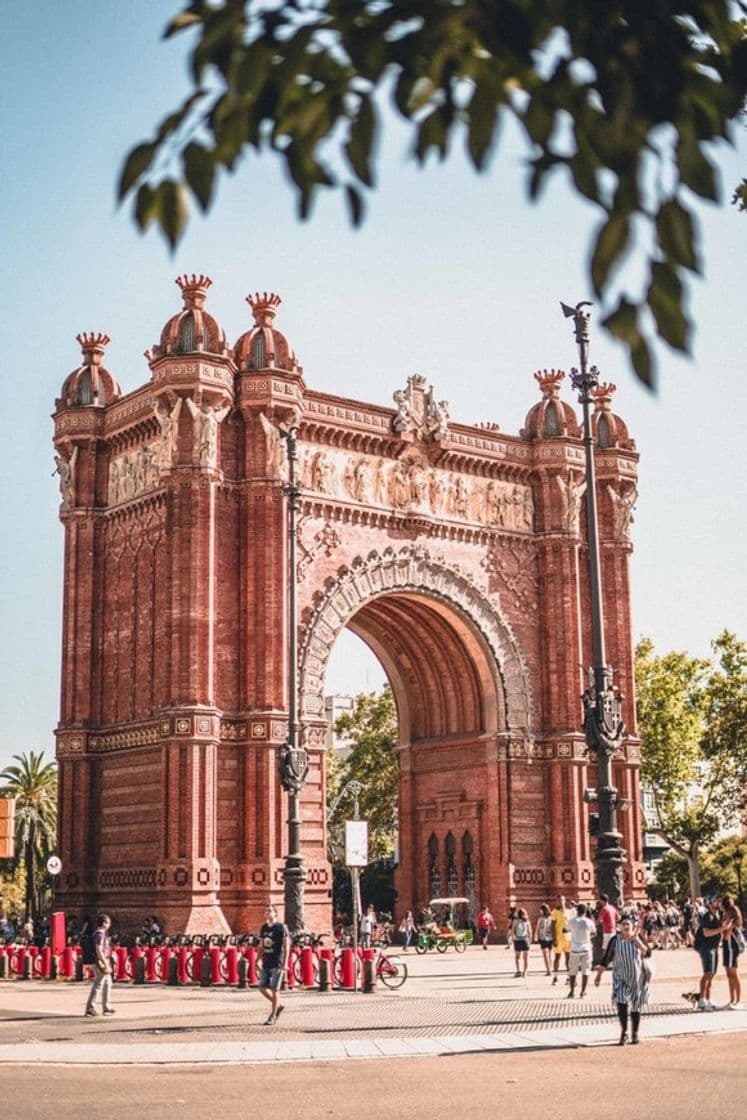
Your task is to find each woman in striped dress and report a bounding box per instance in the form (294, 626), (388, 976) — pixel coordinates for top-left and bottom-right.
(594, 916), (651, 1045)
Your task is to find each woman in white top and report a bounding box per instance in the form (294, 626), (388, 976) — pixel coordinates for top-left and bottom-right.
(534, 904), (554, 977)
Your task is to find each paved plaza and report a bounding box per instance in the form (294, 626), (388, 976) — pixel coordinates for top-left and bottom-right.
(0, 944), (744, 1066)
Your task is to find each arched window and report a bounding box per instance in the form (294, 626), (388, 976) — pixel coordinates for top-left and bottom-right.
(78, 370), (92, 406)
(544, 402), (559, 437)
(462, 832), (476, 921)
(598, 414), (612, 449)
(250, 331), (265, 370)
(445, 832), (458, 895)
(178, 313), (196, 353)
(428, 833), (440, 899)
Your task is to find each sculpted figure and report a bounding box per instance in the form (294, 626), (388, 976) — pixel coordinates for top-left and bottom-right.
(607, 484), (637, 540)
(342, 457), (356, 499)
(54, 447), (78, 510)
(373, 460), (387, 505)
(154, 395), (183, 470)
(392, 388), (412, 432)
(453, 476), (469, 518)
(556, 473), (586, 533)
(522, 486), (534, 531)
(120, 453), (136, 500)
(428, 469), (442, 513)
(108, 456), (121, 505)
(354, 458), (373, 503)
(426, 395), (450, 439)
(390, 460), (411, 509)
(186, 396), (230, 469)
(258, 412), (285, 477)
(409, 461), (428, 507)
(311, 451), (336, 494)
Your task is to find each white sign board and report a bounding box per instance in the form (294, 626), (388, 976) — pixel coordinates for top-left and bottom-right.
(344, 820), (368, 867)
(46, 855), (62, 875)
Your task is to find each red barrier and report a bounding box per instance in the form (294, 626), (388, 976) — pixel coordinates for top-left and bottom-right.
(339, 947), (355, 989)
(10, 947), (28, 977)
(177, 946), (190, 986)
(156, 947), (174, 982)
(144, 946), (159, 982)
(58, 945), (75, 980)
(34, 947), (53, 979)
(113, 946), (130, 982)
(50, 912), (66, 956)
(224, 946), (239, 986)
(209, 946), (223, 985)
(285, 954), (296, 989)
(300, 946), (315, 987)
(129, 944), (144, 980)
(188, 946), (204, 982)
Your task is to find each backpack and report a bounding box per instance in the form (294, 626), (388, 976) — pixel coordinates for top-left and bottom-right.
(81, 930), (97, 965)
(514, 919), (529, 940)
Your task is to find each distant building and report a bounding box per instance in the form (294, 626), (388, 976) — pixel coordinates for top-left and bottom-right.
(325, 695), (355, 759)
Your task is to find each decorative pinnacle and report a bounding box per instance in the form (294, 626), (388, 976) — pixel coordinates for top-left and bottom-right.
(76, 332), (110, 364)
(176, 274), (212, 306)
(560, 299), (593, 344)
(533, 368), (565, 398)
(247, 291), (282, 325)
(591, 382), (617, 410)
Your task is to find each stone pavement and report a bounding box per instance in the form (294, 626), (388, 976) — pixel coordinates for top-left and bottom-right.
(0, 945), (744, 1066)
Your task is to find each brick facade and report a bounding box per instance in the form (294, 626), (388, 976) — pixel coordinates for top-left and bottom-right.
(52, 280), (646, 934)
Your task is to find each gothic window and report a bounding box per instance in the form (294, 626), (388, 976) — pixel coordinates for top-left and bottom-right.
(428, 833), (440, 899)
(250, 331), (265, 369)
(78, 371), (92, 406)
(544, 402), (559, 437)
(445, 831), (458, 896)
(462, 831), (476, 921)
(178, 313), (196, 353)
(598, 414), (612, 449)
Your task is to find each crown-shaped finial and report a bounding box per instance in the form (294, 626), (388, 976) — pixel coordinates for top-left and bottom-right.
(533, 368), (565, 398)
(591, 382), (616, 410)
(247, 291), (282, 325)
(176, 273), (212, 305)
(76, 332), (111, 363)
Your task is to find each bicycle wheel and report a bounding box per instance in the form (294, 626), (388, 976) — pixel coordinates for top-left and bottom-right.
(454, 936), (466, 953)
(436, 939), (449, 953)
(378, 955), (408, 990)
(414, 940), (428, 955)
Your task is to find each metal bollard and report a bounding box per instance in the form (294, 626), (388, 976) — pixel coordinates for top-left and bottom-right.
(133, 954), (146, 984)
(145, 946), (159, 983)
(237, 956), (248, 989)
(362, 955), (376, 993)
(167, 956), (179, 986)
(318, 957), (330, 992)
(176, 946), (190, 986)
(74, 954), (84, 982)
(200, 953), (212, 987)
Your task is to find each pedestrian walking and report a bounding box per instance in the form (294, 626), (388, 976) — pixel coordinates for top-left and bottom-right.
(84, 914), (115, 1018)
(721, 895), (744, 1009)
(594, 915), (652, 1044)
(534, 904), (554, 975)
(566, 903), (596, 998)
(476, 905), (495, 950)
(511, 909), (531, 977)
(399, 909), (416, 951)
(597, 893), (619, 952)
(360, 905), (376, 949)
(505, 905), (517, 950)
(694, 897), (723, 1011)
(550, 895), (571, 985)
(257, 904), (289, 1025)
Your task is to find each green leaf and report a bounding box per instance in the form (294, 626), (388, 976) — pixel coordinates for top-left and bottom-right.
(134, 183), (157, 231)
(590, 213), (630, 295)
(467, 80), (500, 171)
(656, 200), (700, 273)
(117, 143), (156, 202)
(345, 184), (364, 228)
(648, 261), (690, 351)
(414, 108), (448, 163)
(345, 96), (376, 187)
(163, 9), (203, 40)
(631, 336), (653, 387)
(677, 134), (718, 201)
(183, 142), (215, 211)
(155, 180), (189, 250)
(601, 298), (638, 345)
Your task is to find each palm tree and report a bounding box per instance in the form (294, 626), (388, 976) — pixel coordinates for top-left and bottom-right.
(0, 751), (57, 922)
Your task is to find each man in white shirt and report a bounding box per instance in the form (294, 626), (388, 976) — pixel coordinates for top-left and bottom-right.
(567, 903), (597, 999)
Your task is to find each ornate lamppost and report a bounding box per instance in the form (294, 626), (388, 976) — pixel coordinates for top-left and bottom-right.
(278, 422), (309, 932)
(561, 301), (626, 908)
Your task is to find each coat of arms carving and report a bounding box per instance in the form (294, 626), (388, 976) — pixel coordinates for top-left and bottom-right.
(392, 374), (450, 441)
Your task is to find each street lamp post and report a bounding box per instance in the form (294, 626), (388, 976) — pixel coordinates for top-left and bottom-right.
(561, 301), (627, 909)
(278, 422), (309, 932)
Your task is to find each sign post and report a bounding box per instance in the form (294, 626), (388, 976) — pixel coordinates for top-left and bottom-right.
(345, 819), (368, 995)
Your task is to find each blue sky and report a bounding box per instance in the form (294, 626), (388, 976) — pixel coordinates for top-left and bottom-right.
(1, 1), (745, 771)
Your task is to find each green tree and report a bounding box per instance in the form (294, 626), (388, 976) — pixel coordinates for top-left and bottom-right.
(701, 630), (747, 811)
(649, 849), (689, 902)
(700, 834), (747, 912)
(119, 1), (747, 387)
(326, 687), (399, 865)
(0, 752), (57, 922)
(636, 635), (746, 899)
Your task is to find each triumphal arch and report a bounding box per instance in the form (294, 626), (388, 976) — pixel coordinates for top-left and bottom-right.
(52, 276), (646, 933)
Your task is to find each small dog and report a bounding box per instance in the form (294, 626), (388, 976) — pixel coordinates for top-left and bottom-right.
(681, 991), (700, 1007)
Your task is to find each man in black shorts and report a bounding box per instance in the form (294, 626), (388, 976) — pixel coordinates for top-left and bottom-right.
(695, 897), (722, 1011)
(258, 904), (290, 1025)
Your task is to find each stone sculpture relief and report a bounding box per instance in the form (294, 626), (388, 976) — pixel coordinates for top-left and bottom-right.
(258, 412), (286, 477)
(607, 484), (637, 541)
(54, 447), (78, 511)
(109, 443), (161, 505)
(154, 396), (182, 470)
(300, 444), (534, 532)
(555, 472), (586, 533)
(391, 374), (450, 441)
(185, 396), (230, 469)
